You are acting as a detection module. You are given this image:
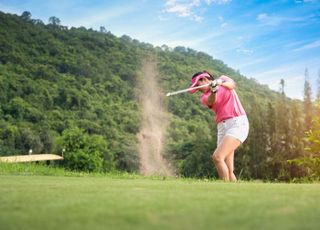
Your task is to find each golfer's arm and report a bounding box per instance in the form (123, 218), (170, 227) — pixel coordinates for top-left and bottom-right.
(221, 81), (236, 90)
(207, 92), (216, 107)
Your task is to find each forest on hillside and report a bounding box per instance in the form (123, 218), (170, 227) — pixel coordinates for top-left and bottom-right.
(0, 11), (319, 181)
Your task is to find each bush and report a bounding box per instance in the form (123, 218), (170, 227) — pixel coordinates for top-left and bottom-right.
(288, 157), (320, 180)
(64, 149), (103, 172)
(58, 127), (112, 172)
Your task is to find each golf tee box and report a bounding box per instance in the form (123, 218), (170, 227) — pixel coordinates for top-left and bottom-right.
(0, 154), (63, 163)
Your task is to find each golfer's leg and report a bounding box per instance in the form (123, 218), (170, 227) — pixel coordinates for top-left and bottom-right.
(212, 136), (240, 181)
(212, 153), (229, 181)
(225, 151), (237, 181)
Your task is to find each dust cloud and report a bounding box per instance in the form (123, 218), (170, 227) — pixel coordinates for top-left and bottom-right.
(137, 59), (174, 176)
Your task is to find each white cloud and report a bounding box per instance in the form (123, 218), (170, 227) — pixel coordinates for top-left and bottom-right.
(284, 40), (307, 49)
(257, 13), (268, 21)
(293, 40), (320, 52)
(193, 15), (203, 22)
(205, 0), (232, 4)
(163, 0), (202, 21)
(295, 0), (318, 3)
(235, 58), (267, 70)
(236, 48), (253, 55)
(217, 16), (228, 28)
(256, 13), (283, 26)
(163, 0), (231, 21)
(256, 12), (317, 26)
(150, 31), (222, 49)
(220, 22), (228, 28)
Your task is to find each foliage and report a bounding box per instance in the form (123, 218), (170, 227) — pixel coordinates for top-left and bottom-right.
(0, 11), (140, 172)
(0, 11), (313, 180)
(57, 127), (111, 172)
(304, 68), (313, 131)
(288, 102), (320, 180)
(305, 111), (320, 155)
(288, 157), (320, 180)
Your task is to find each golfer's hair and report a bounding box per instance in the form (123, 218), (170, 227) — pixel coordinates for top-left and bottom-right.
(203, 70), (215, 80)
(192, 72), (203, 79)
(192, 70), (214, 80)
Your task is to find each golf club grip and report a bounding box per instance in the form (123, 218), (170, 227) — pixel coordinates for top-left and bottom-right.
(166, 82), (211, 96)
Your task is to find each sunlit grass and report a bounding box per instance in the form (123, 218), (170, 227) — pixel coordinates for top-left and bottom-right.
(0, 165), (320, 230)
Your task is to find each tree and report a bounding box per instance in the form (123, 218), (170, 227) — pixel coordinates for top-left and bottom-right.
(305, 102), (320, 156)
(288, 102), (320, 180)
(5, 97), (29, 120)
(99, 26), (107, 33)
(120, 35), (132, 43)
(304, 68), (313, 131)
(279, 78), (285, 95)
(315, 69), (320, 117)
(21, 11), (31, 21)
(266, 102), (276, 167)
(317, 69), (320, 102)
(48, 16), (61, 26)
(31, 19), (44, 25)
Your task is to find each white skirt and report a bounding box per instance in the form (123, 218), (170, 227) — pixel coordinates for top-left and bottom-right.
(217, 115), (249, 145)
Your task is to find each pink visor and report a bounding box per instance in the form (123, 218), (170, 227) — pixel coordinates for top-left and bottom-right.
(188, 72), (211, 94)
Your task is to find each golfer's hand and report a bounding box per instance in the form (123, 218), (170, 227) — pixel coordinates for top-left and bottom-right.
(211, 79), (223, 87)
(215, 79), (224, 85)
(211, 84), (219, 93)
(210, 80), (218, 87)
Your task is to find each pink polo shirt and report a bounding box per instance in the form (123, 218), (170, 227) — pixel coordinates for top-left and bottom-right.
(201, 75), (246, 123)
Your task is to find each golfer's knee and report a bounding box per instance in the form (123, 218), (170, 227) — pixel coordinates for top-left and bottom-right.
(212, 153), (224, 164)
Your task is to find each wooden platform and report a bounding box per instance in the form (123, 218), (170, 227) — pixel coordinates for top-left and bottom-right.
(0, 154), (63, 163)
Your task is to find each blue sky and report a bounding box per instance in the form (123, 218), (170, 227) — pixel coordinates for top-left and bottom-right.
(1, 0), (320, 99)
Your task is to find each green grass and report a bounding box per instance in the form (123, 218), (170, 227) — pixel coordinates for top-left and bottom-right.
(0, 162), (143, 179)
(0, 170), (320, 230)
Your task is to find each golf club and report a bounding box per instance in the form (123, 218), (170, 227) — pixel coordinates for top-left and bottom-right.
(166, 82), (213, 97)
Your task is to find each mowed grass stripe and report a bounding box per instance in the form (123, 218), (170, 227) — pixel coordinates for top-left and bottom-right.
(0, 175), (319, 230)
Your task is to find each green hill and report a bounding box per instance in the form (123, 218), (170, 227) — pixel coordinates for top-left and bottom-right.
(0, 11), (306, 180)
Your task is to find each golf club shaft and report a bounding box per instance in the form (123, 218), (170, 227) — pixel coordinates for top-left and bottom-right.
(166, 82), (211, 97)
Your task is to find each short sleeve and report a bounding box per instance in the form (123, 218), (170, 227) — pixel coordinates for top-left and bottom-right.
(220, 75), (234, 83)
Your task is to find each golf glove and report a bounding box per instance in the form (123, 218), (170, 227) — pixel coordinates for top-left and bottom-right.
(210, 79), (223, 87)
(215, 79), (224, 86)
(210, 79), (224, 93)
(211, 85), (219, 93)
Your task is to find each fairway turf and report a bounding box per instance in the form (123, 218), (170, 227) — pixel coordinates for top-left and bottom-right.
(0, 175), (319, 230)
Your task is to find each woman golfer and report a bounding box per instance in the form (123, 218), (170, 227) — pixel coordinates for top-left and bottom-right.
(189, 71), (249, 181)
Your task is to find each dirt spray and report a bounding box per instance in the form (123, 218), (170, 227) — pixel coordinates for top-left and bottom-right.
(137, 59), (174, 176)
